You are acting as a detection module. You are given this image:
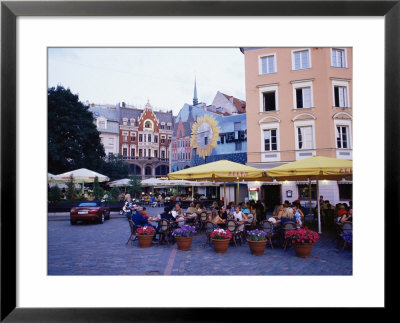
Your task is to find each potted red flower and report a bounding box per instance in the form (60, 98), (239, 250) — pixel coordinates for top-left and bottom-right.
(284, 227), (320, 258)
(136, 225), (156, 248)
(210, 228), (232, 254)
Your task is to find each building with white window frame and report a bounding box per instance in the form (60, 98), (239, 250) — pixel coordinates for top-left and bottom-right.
(241, 47), (352, 212)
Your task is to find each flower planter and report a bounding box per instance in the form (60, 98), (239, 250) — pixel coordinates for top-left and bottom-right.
(294, 243), (313, 258)
(247, 240), (267, 255)
(137, 235), (154, 248)
(175, 236), (193, 251)
(212, 238), (230, 254)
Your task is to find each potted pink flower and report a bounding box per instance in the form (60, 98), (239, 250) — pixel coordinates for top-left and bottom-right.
(284, 227), (320, 258)
(210, 228), (232, 254)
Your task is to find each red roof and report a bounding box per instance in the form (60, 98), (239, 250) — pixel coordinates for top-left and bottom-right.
(221, 93), (246, 113)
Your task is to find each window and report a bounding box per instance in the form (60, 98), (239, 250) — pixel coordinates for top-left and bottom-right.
(263, 92), (276, 111)
(338, 183), (352, 200)
(235, 141), (242, 151)
(259, 54), (276, 74)
(161, 136), (166, 144)
(154, 135), (158, 143)
(334, 85), (349, 108)
(139, 149), (143, 157)
(295, 87), (312, 108)
(336, 126), (349, 149)
(131, 148), (135, 157)
(168, 137), (171, 144)
(148, 134), (151, 142)
(122, 118), (128, 126)
(264, 129), (277, 151)
(122, 148), (127, 157)
(130, 132), (136, 141)
(161, 150), (165, 159)
(139, 134), (143, 142)
(145, 120), (152, 129)
(130, 118), (135, 126)
(298, 184), (317, 200)
(143, 149), (146, 157)
(154, 150), (158, 158)
(297, 126), (313, 149)
(98, 119), (106, 129)
(331, 48), (346, 68)
(160, 124), (165, 129)
(122, 131), (128, 142)
(167, 125), (171, 130)
(292, 49), (311, 70)
(204, 137), (208, 146)
(148, 149), (151, 157)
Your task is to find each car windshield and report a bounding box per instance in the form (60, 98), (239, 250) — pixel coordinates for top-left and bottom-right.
(78, 202), (100, 207)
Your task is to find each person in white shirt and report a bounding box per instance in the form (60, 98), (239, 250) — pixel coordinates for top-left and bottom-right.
(232, 206), (248, 232)
(292, 205), (303, 229)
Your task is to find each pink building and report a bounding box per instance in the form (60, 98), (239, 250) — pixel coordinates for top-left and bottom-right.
(242, 47), (352, 210)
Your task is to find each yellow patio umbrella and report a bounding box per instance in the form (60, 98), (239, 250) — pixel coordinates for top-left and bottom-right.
(168, 160), (267, 204)
(266, 155), (352, 233)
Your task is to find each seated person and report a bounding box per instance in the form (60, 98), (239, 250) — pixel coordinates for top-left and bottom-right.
(208, 209), (226, 228)
(140, 206), (149, 219)
(218, 206), (229, 220)
(280, 207), (296, 225)
(131, 208), (151, 227)
(339, 208), (352, 223)
(186, 203), (197, 215)
(195, 203), (203, 215)
(232, 206), (248, 232)
(173, 203), (185, 227)
(160, 207), (173, 221)
(292, 204), (303, 229)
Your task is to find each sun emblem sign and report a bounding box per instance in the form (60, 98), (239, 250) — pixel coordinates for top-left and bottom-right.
(190, 114), (221, 159)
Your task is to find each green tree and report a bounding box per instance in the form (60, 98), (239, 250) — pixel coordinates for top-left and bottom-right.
(126, 174), (143, 199)
(110, 186), (121, 201)
(102, 154), (130, 181)
(48, 86), (105, 174)
(66, 174), (76, 200)
(93, 176), (104, 200)
(48, 185), (61, 202)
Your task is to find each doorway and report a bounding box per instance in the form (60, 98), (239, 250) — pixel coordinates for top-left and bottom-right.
(261, 185), (281, 212)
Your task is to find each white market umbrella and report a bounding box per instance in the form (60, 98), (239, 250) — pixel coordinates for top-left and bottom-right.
(141, 178), (167, 186)
(53, 168), (109, 194)
(109, 178), (131, 187)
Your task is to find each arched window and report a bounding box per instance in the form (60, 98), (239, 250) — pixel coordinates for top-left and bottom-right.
(145, 166), (152, 176)
(144, 120), (153, 129)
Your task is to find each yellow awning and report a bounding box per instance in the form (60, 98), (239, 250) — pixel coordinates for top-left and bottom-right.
(168, 160), (266, 182)
(266, 155), (352, 181)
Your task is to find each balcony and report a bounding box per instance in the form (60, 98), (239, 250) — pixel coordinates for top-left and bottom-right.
(122, 156), (169, 162)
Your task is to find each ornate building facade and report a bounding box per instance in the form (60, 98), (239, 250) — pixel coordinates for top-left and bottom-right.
(119, 102), (174, 178)
(90, 101), (174, 179)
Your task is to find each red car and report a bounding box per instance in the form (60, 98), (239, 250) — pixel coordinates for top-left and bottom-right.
(70, 201), (110, 225)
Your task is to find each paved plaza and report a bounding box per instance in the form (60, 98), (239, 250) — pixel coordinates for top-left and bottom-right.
(48, 207), (352, 276)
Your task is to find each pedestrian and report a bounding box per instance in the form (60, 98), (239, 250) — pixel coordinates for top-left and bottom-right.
(123, 194), (134, 220)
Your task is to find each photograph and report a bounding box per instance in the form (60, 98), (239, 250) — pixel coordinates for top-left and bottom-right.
(47, 47), (353, 275)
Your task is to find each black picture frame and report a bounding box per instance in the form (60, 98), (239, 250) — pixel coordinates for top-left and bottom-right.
(1, 0), (397, 321)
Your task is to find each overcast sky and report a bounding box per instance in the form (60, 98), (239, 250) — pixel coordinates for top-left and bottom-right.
(48, 48), (245, 115)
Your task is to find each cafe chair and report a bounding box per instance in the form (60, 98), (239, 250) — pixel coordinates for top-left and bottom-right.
(282, 221), (297, 250)
(260, 220), (276, 249)
(226, 219), (242, 247)
(159, 219), (173, 246)
(203, 221), (215, 248)
(199, 212), (208, 231)
(126, 220), (138, 245)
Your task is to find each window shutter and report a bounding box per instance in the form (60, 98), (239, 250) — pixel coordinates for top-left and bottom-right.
(303, 87), (311, 107)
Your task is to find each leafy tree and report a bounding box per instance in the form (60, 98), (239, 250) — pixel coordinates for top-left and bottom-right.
(110, 186), (121, 200)
(126, 174), (143, 199)
(48, 185), (61, 202)
(93, 176), (104, 200)
(48, 86), (105, 174)
(66, 174), (76, 200)
(102, 154), (130, 181)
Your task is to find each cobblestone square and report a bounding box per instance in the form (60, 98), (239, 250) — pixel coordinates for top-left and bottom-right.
(48, 207), (352, 276)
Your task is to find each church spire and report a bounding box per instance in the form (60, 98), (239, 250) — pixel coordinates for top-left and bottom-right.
(193, 77), (198, 106)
